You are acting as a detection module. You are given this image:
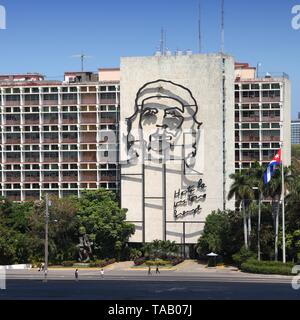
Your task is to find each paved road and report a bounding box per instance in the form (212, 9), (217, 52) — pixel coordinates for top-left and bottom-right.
(1, 269), (299, 300)
(1, 279), (299, 300)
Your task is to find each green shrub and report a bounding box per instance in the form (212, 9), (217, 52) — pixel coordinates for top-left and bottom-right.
(61, 261), (77, 267)
(129, 248), (143, 261)
(89, 258), (116, 268)
(241, 260), (294, 275)
(145, 260), (170, 266)
(232, 247), (256, 267)
(134, 257), (146, 266)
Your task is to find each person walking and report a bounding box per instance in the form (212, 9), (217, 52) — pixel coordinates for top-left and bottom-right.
(100, 268), (104, 279)
(75, 269), (79, 281)
(156, 265), (160, 274)
(148, 265), (152, 276)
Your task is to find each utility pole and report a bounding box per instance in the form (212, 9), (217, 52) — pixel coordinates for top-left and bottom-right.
(44, 194), (49, 282)
(281, 144), (286, 263)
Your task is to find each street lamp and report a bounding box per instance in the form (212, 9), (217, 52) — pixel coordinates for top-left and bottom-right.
(252, 187), (261, 261)
(44, 194), (51, 283)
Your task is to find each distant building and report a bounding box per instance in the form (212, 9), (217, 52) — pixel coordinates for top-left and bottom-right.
(0, 70), (120, 202)
(292, 113), (300, 145)
(235, 63), (291, 169)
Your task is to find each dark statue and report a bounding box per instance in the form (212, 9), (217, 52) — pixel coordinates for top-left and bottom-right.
(77, 234), (93, 262)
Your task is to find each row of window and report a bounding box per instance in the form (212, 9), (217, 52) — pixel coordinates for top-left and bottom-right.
(1, 86), (119, 94)
(0, 164), (118, 170)
(235, 83), (281, 90)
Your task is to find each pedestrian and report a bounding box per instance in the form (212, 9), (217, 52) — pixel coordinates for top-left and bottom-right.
(75, 269), (79, 281)
(100, 268), (104, 279)
(148, 265), (152, 276)
(156, 265), (160, 274)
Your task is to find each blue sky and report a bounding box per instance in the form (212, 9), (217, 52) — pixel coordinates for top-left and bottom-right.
(0, 0), (299, 117)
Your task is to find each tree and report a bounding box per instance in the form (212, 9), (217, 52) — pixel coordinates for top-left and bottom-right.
(228, 172), (254, 249)
(76, 189), (135, 260)
(196, 210), (243, 260)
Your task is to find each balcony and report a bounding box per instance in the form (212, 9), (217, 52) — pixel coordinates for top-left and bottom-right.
(43, 158), (59, 163)
(241, 136), (260, 142)
(81, 173), (97, 181)
(6, 158), (21, 164)
(5, 139), (21, 145)
(7, 195), (21, 202)
(24, 176), (40, 183)
(81, 94), (97, 104)
(25, 119), (40, 125)
(5, 100), (21, 107)
(100, 175), (116, 182)
(241, 117), (260, 122)
(5, 119), (21, 125)
(261, 96), (280, 103)
(24, 158), (40, 163)
(43, 176), (59, 183)
(241, 97), (260, 103)
(101, 118), (117, 124)
(61, 118), (77, 124)
(44, 138), (59, 144)
(62, 176), (78, 182)
(24, 139), (40, 144)
(81, 114), (97, 124)
(80, 134), (96, 143)
(43, 118), (59, 125)
(42, 99), (58, 106)
(81, 152), (97, 162)
(241, 156), (260, 161)
(261, 117), (280, 122)
(262, 136), (280, 142)
(5, 176), (21, 182)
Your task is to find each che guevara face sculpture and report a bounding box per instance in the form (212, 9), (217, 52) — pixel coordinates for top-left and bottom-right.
(125, 80), (202, 168)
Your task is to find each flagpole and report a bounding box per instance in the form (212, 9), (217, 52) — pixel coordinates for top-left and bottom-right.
(281, 145), (286, 263)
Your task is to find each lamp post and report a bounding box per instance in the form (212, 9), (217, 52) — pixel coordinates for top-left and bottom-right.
(44, 194), (49, 282)
(252, 187), (261, 261)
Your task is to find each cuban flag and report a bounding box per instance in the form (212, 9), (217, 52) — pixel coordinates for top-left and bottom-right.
(264, 150), (281, 185)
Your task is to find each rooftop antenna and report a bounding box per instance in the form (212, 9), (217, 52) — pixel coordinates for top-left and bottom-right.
(160, 28), (165, 55)
(221, 0), (225, 53)
(198, 0), (202, 53)
(71, 53), (92, 72)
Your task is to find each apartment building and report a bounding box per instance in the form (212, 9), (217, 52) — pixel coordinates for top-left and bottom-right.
(235, 63), (291, 169)
(291, 113), (300, 145)
(0, 70), (120, 201)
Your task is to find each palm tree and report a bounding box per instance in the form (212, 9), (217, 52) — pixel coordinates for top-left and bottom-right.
(228, 172), (254, 249)
(249, 162), (266, 260)
(265, 166), (292, 261)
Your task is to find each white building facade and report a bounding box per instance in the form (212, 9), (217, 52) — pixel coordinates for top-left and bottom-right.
(120, 54), (236, 245)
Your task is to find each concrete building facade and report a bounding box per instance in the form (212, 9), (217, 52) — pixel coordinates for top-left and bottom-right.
(0, 54), (292, 247)
(0, 71), (120, 201)
(120, 54), (235, 245)
(291, 113), (300, 145)
(235, 63), (291, 168)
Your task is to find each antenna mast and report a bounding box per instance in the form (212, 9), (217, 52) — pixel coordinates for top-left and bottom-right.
(160, 28), (165, 55)
(71, 53), (92, 72)
(221, 0), (225, 53)
(198, 0), (202, 53)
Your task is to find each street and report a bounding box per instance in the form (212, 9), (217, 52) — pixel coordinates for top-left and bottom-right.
(1, 268), (299, 300)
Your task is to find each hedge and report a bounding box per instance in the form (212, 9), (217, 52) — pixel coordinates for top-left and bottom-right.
(89, 259), (116, 268)
(241, 259), (295, 276)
